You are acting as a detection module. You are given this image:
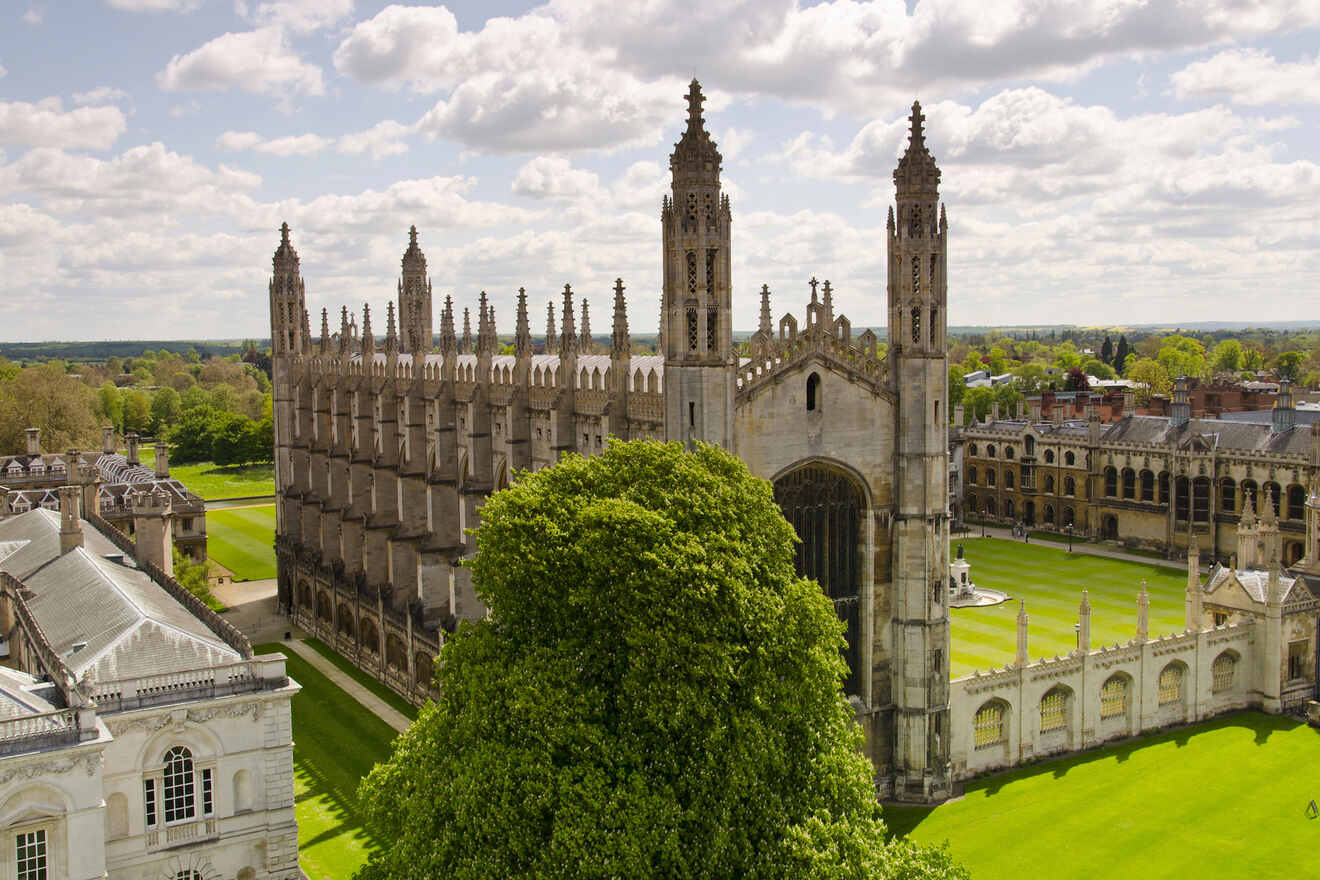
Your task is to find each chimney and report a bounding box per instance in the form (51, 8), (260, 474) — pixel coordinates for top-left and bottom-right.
(154, 442), (170, 479)
(1273, 378), (1296, 434)
(102, 425), (116, 455)
(125, 433), (139, 466)
(59, 486), (83, 554)
(1052, 404), (1065, 425)
(1029, 399), (1042, 421)
(953, 403), (965, 427)
(991, 401), (1000, 422)
(130, 487), (172, 577)
(1170, 376), (1190, 428)
(24, 428), (40, 457)
(1122, 388), (1135, 414)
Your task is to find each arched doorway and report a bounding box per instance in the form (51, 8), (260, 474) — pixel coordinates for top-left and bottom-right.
(1024, 501), (1036, 526)
(773, 464), (865, 695)
(1102, 515), (1119, 540)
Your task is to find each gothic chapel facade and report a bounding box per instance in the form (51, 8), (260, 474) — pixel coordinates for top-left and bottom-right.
(270, 82), (953, 802)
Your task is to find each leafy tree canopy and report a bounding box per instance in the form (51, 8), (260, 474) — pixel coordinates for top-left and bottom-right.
(355, 441), (965, 880)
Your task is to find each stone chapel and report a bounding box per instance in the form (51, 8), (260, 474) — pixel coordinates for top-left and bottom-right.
(270, 81), (953, 802)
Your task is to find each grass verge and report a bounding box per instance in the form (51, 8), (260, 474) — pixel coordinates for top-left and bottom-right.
(255, 641), (399, 880)
(302, 637), (421, 721)
(140, 447), (275, 499)
(206, 505), (277, 581)
(887, 712), (1319, 880)
(949, 537), (1186, 677)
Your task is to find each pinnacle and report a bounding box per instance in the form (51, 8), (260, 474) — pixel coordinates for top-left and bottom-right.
(280, 222), (290, 244)
(686, 79), (706, 133)
(909, 100), (925, 147)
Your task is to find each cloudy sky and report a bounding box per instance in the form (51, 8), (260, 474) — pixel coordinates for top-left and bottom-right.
(1, 1), (1318, 342)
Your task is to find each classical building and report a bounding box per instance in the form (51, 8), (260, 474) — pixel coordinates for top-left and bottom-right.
(958, 377), (1319, 565)
(0, 488), (298, 879)
(271, 82), (953, 801)
(1, 428), (207, 570)
(950, 507), (1320, 780)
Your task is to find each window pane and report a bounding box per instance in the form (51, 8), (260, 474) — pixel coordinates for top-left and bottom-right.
(144, 779), (157, 827)
(16, 829), (47, 880)
(163, 747), (195, 823)
(202, 768), (213, 816)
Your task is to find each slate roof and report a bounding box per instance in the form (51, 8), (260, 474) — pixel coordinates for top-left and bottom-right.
(975, 414), (1310, 455)
(0, 509), (240, 686)
(1204, 565), (1300, 604)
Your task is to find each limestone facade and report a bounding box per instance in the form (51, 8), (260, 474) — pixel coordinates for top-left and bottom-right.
(957, 378), (1319, 565)
(270, 83), (954, 802)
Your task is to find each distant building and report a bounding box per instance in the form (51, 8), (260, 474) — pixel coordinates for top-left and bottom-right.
(0, 489), (298, 879)
(1143, 377), (1279, 419)
(0, 428), (207, 570)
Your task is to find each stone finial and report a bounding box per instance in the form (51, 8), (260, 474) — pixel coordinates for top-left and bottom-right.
(670, 78), (721, 175)
(361, 304), (374, 358)
(611, 279), (629, 358)
(579, 298), (593, 354)
(460, 307), (472, 354)
(339, 306), (351, 355)
(685, 79), (706, 133)
(1136, 581), (1149, 641)
(758, 284), (773, 337)
(821, 279), (834, 325)
(515, 287), (532, 358)
(545, 301), (557, 352)
(385, 301), (398, 354)
(1078, 589), (1091, 653)
(319, 307), (331, 355)
(1015, 599), (1029, 667)
(439, 295), (456, 354)
(893, 99), (940, 193)
(809, 276), (819, 303)
(559, 284), (576, 356)
(272, 221), (299, 273)
(477, 291), (496, 357)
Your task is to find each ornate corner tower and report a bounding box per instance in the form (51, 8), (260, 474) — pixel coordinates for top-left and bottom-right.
(269, 222), (307, 356)
(398, 226), (433, 355)
(887, 101), (951, 801)
(661, 80), (736, 449)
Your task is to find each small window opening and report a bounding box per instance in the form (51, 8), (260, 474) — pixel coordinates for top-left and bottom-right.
(806, 373), (820, 411)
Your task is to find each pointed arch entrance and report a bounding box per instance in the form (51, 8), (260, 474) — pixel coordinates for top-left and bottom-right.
(773, 462), (866, 695)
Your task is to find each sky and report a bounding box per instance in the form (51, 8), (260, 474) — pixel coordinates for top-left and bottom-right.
(1, 1), (1318, 342)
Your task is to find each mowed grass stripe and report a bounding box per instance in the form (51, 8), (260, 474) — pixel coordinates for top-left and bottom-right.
(207, 504), (277, 581)
(255, 642), (399, 880)
(949, 538), (1186, 676)
(886, 713), (1319, 880)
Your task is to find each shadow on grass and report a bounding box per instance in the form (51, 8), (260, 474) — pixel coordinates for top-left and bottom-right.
(885, 711), (1309, 839)
(294, 750), (384, 852)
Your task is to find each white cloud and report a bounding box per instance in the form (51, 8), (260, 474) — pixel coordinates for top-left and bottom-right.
(334, 5), (684, 152)
(158, 27), (324, 98)
(106, 0), (202, 10)
(217, 131), (264, 151)
(512, 156), (600, 200)
(21, 7), (41, 24)
(337, 120), (412, 160)
(217, 130), (330, 156)
(240, 0), (353, 33)
(0, 98), (126, 150)
(72, 87), (130, 107)
(1172, 49), (1320, 105)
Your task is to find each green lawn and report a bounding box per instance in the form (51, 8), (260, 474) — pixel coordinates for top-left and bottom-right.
(256, 642), (399, 880)
(139, 447), (275, 500)
(887, 712), (1320, 880)
(950, 538), (1186, 678)
(206, 504), (276, 580)
(302, 637), (421, 721)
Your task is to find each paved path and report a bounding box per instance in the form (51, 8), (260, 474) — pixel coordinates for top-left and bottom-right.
(284, 639), (413, 734)
(955, 525), (1189, 571)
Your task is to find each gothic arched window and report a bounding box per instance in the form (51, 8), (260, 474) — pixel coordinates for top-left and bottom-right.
(774, 465), (865, 695)
(806, 373), (820, 411)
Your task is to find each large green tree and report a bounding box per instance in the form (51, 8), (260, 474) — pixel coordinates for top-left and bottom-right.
(355, 441), (965, 880)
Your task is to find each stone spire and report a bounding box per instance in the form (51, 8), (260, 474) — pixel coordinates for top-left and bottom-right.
(319, 307), (330, 356)
(670, 79), (721, 178)
(1136, 581), (1149, 641)
(1077, 589), (1091, 653)
(559, 284), (576, 356)
(545, 301), (557, 352)
(758, 284), (772, 337)
(821, 279), (834, 326)
(611, 278), (630, 357)
(398, 225), (433, 355)
(361, 303), (374, 360)
(338, 306), (351, 356)
(461, 307), (473, 354)
(384, 301), (398, 356)
(477, 291), (496, 356)
(439, 295), (456, 355)
(893, 100), (940, 198)
(515, 288), (532, 358)
(579, 298), (593, 354)
(270, 222), (307, 356)
(1015, 600), (1029, 667)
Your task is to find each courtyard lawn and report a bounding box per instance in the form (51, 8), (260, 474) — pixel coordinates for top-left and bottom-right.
(886, 712), (1320, 880)
(206, 504), (276, 581)
(950, 537), (1185, 678)
(139, 447), (275, 500)
(302, 638), (421, 721)
(255, 642), (399, 880)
